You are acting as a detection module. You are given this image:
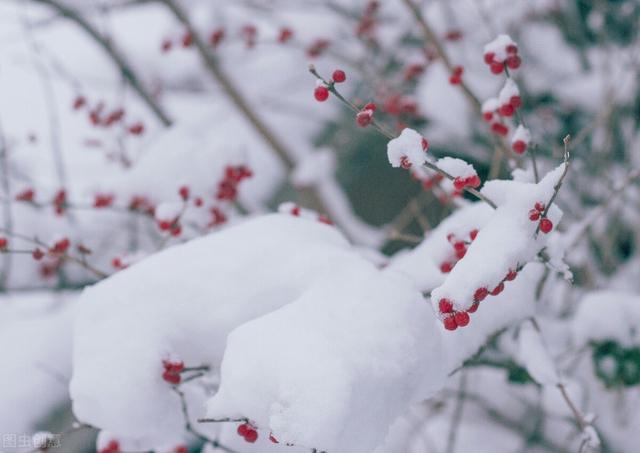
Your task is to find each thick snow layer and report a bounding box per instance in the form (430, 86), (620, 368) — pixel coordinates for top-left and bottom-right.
(498, 79), (520, 105)
(483, 34), (516, 62)
(70, 214), (352, 448)
(573, 290), (640, 347)
(431, 165), (564, 312)
(511, 124), (531, 145)
(387, 128), (427, 168)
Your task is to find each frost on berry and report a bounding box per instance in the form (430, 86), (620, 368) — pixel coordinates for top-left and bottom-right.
(387, 128), (428, 169)
(511, 125), (531, 154)
(483, 34), (519, 74)
(436, 157), (480, 190)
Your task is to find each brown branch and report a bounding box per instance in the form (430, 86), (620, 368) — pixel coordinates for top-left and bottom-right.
(157, 0), (331, 215)
(29, 0), (172, 127)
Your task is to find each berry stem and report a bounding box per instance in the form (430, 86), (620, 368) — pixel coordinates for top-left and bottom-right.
(535, 135), (570, 236)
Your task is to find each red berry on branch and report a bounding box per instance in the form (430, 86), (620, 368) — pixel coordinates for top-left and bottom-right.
(399, 156), (411, 169)
(421, 137), (429, 151)
(469, 229), (478, 241)
(473, 287), (488, 302)
(278, 27), (293, 43)
(483, 52), (495, 64)
(363, 102), (377, 111)
(51, 238), (70, 254)
(209, 29), (225, 48)
(439, 298), (454, 314)
(454, 311), (470, 327)
(499, 104), (514, 117)
(506, 55), (521, 69)
(440, 262), (453, 273)
(506, 44), (518, 54)
(128, 122), (145, 136)
(237, 423), (249, 437)
(244, 429), (258, 443)
(162, 370), (180, 385)
(490, 282), (505, 296)
(539, 218), (553, 233)
(510, 95), (522, 108)
(443, 316), (458, 331)
(529, 209), (541, 221)
(505, 269), (518, 281)
(332, 69), (346, 83)
(534, 202), (545, 212)
(491, 123), (509, 136)
(32, 248), (44, 260)
(73, 95), (87, 110)
(15, 188), (35, 202)
(0, 237), (7, 249)
(512, 140), (527, 154)
(181, 31), (193, 48)
(490, 62), (504, 74)
(179, 186), (190, 201)
(314, 85), (329, 102)
(467, 302), (479, 313)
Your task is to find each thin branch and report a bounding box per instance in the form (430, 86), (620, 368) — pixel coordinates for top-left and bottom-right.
(535, 135), (570, 235)
(29, 0), (172, 127)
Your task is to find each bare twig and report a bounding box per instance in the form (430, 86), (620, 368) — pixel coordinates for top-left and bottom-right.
(29, 0), (172, 126)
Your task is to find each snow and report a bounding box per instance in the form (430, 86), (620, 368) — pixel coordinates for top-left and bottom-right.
(573, 290), (640, 348)
(386, 128), (427, 168)
(483, 34), (516, 62)
(498, 79), (520, 106)
(436, 157), (477, 180)
(516, 321), (559, 386)
(431, 165), (565, 313)
(511, 124), (531, 145)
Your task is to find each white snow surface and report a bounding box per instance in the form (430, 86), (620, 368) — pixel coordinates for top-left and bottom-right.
(386, 128), (427, 168)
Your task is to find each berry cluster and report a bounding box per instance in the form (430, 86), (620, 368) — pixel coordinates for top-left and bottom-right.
(98, 440), (120, 453)
(511, 125), (531, 154)
(15, 187), (35, 202)
(72, 96), (144, 136)
(440, 229), (479, 273)
(449, 66), (464, 85)
(53, 189), (66, 216)
(237, 422), (259, 443)
(216, 165), (253, 201)
(497, 80), (521, 118)
(592, 340), (640, 388)
(161, 359), (184, 385)
(528, 202), (553, 233)
(49, 237), (70, 255)
(438, 267), (519, 331)
(313, 68), (346, 103)
(483, 35), (521, 75)
(452, 174), (481, 191)
(93, 194), (115, 209)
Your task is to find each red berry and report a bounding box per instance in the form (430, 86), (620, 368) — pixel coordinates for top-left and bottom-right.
(244, 429), (258, 443)
(512, 140), (527, 154)
(483, 52), (495, 64)
(32, 248), (44, 260)
(449, 75), (461, 85)
(332, 69), (346, 83)
(278, 27), (293, 43)
(163, 360), (184, 374)
(162, 370), (180, 385)
(473, 287), (488, 302)
(51, 238), (70, 254)
(128, 122), (145, 135)
(314, 86), (329, 102)
(399, 156), (411, 169)
(490, 282), (505, 296)
(466, 175), (481, 188)
(363, 102), (377, 111)
(506, 55), (521, 69)
(534, 202), (545, 212)
(179, 186), (190, 200)
(181, 31), (193, 48)
(510, 95), (522, 109)
(158, 220), (172, 231)
(443, 316), (458, 331)
(73, 95), (87, 110)
(174, 446), (188, 453)
(453, 177), (466, 190)
(529, 209), (541, 221)
(491, 123), (509, 136)
(318, 215), (333, 225)
(15, 188), (35, 202)
(482, 111), (493, 122)
(421, 137), (429, 151)
(439, 298), (454, 313)
(0, 237), (7, 249)
(454, 311), (470, 327)
(237, 423), (249, 437)
(506, 44), (518, 54)
(209, 29), (225, 48)
(455, 247), (467, 259)
(539, 218), (553, 233)
(505, 269), (518, 281)
(440, 262), (453, 273)
(356, 110), (373, 127)
(469, 229), (478, 241)
(490, 62), (504, 74)
(499, 104), (514, 117)
(467, 302), (479, 313)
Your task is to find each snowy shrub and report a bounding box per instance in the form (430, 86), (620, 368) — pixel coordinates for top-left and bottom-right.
(1, 0), (639, 452)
